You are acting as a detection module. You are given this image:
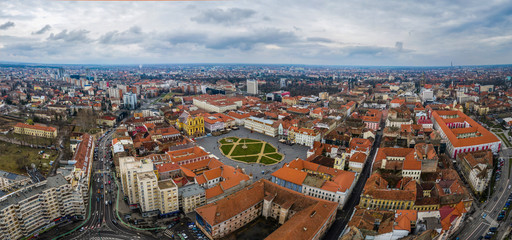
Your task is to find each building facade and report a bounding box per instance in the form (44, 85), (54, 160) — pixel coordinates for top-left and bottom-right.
(14, 122), (57, 138)
(431, 110), (501, 158)
(244, 116), (277, 137)
(0, 174), (85, 240)
(247, 79), (258, 95)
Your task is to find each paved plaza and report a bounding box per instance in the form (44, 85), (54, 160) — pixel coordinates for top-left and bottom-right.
(195, 127), (309, 180)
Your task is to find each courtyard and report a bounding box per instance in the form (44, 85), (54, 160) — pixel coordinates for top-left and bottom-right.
(195, 127), (309, 180)
(219, 137), (284, 165)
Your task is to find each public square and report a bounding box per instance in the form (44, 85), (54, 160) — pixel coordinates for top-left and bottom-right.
(195, 127), (309, 180)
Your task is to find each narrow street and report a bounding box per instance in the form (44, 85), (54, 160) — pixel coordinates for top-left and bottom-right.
(323, 131), (382, 240)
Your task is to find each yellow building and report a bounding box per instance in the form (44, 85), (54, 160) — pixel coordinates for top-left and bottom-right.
(14, 122), (57, 138)
(177, 111), (205, 137)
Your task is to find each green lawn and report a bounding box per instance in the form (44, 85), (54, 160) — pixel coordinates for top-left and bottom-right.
(232, 156), (259, 163)
(509, 158), (512, 179)
(263, 144), (277, 154)
(241, 139), (260, 143)
(266, 153), (283, 161)
(220, 137), (239, 144)
(497, 133), (512, 148)
(220, 144), (234, 155)
(230, 143), (263, 156)
(0, 140), (58, 175)
(260, 156), (278, 165)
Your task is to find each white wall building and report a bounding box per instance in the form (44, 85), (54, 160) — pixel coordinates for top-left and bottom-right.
(244, 116), (277, 137)
(247, 79), (258, 95)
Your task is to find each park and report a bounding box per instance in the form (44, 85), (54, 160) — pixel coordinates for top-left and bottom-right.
(218, 137), (284, 165)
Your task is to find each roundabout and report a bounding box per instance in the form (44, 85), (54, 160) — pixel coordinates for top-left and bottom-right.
(218, 137), (284, 165)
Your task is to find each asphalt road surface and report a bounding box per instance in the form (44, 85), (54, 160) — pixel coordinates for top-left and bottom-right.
(322, 131), (382, 240)
(67, 130), (156, 240)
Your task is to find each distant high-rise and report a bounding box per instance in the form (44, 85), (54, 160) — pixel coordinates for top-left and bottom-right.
(247, 79), (258, 95)
(280, 78), (287, 88)
(123, 93), (137, 110)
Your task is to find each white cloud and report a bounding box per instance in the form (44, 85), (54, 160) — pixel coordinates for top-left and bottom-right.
(0, 0), (510, 65)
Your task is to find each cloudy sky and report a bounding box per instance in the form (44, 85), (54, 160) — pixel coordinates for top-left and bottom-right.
(0, 0), (511, 66)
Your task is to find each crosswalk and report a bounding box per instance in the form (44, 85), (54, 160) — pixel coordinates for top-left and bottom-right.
(163, 229), (174, 239)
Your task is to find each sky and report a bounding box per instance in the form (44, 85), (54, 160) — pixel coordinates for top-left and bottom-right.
(0, 0), (511, 66)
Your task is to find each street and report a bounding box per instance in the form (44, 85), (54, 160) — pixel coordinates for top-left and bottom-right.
(456, 147), (512, 240)
(323, 130), (382, 240)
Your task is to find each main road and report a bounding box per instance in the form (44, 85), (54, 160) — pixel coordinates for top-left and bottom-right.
(455, 147), (512, 240)
(66, 129), (156, 240)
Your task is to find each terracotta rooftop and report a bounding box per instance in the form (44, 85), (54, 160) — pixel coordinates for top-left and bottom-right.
(432, 110), (500, 148)
(196, 179), (337, 240)
(15, 122), (56, 132)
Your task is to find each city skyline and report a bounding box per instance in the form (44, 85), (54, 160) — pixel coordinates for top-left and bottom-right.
(1, 0), (511, 66)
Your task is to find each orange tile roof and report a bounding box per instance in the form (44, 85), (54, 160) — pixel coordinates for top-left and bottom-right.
(203, 167), (222, 181)
(15, 122), (56, 132)
(166, 146), (209, 164)
(271, 167), (307, 185)
(196, 179), (338, 240)
(350, 152), (367, 163)
(432, 110), (500, 148)
(73, 134), (93, 173)
(155, 162), (180, 173)
(205, 184), (224, 199)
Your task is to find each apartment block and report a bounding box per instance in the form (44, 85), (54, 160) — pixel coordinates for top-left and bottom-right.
(179, 184), (206, 213)
(0, 174), (85, 240)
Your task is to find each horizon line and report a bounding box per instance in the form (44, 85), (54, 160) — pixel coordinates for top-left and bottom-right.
(1, 61), (512, 68)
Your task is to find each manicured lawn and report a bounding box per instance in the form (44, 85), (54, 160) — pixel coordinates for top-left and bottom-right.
(0, 140), (57, 175)
(220, 137), (240, 144)
(230, 143), (263, 156)
(232, 156), (259, 163)
(263, 144), (277, 154)
(260, 156), (278, 165)
(220, 144), (234, 155)
(266, 153), (283, 161)
(241, 139), (260, 143)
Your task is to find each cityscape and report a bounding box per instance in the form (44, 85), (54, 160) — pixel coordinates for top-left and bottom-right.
(1, 1), (512, 240)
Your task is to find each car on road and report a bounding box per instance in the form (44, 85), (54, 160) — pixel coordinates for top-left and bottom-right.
(97, 197), (99, 202)
(482, 213), (487, 219)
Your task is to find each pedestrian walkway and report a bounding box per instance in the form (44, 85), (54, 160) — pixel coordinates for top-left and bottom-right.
(220, 137), (284, 165)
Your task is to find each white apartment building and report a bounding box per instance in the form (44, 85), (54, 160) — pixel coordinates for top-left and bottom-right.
(137, 172), (179, 217)
(421, 88), (434, 103)
(0, 170), (31, 191)
(179, 184), (206, 213)
(119, 157), (154, 206)
(192, 98), (241, 113)
(293, 128), (321, 147)
(120, 157), (179, 217)
(385, 118), (414, 128)
(247, 79), (258, 95)
(244, 116), (277, 137)
(0, 174), (85, 240)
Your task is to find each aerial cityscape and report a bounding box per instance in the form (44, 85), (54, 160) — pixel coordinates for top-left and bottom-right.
(1, 1), (512, 240)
